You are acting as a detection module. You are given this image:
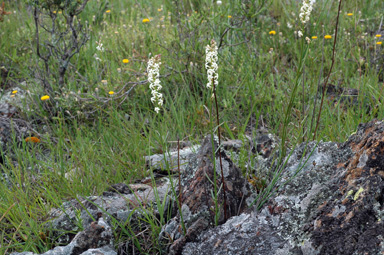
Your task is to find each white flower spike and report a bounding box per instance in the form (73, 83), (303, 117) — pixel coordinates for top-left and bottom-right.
(299, 0), (316, 25)
(205, 39), (219, 93)
(147, 55), (163, 113)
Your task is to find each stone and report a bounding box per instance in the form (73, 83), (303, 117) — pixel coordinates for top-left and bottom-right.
(159, 135), (252, 254)
(10, 217), (116, 255)
(45, 178), (171, 246)
(182, 119), (384, 255)
(145, 144), (200, 172)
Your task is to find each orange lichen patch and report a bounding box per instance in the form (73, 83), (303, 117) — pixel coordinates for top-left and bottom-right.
(345, 167), (363, 185)
(344, 210), (355, 223)
(317, 201), (328, 210)
(25, 137), (41, 143)
(348, 142), (358, 152)
(341, 197), (349, 205)
(370, 168), (377, 176)
(349, 153), (362, 168)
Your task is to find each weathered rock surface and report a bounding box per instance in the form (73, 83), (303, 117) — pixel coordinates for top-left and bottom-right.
(145, 144), (200, 172)
(11, 217), (116, 255)
(182, 119), (384, 255)
(11, 119), (384, 255)
(45, 179), (171, 245)
(10, 179), (171, 255)
(159, 135), (252, 255)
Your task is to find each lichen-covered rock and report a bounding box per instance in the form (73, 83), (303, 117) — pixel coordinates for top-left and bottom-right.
(45, 179), (171, 245)
(145, 144), (200, 172)
(159, 135), (252, 254)
(182, 119), (384, 255)
(10, 217), (116, 255)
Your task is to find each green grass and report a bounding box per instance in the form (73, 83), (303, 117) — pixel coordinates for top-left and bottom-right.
(0, 0), (384, 253)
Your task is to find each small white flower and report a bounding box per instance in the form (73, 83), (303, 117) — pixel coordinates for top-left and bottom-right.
(93, 54), (101, 61)
(96, 43), (104, 52)
(298, 30), (303, 37)
(147, 55), (163, 113)
(217, 0), (222, 5)
(305, 37), (311, 44)
(287, 22), (293, 29)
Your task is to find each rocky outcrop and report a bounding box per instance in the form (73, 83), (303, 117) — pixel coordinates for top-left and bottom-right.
(182, 119), (384, 255)
(10, 180), (171, 255)
(11, 119), (384, 255)
(159, 135), (252, 254)
(11, 217), (116, 255)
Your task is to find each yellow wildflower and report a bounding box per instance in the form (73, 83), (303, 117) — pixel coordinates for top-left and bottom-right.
(12, 90), (17, 94)
(142, 18), (150, 23)
(311, 36), (318, 39)
(377, 42), (382, 45)
(109, 91), (114, 95)
(269, 30), (276, 35)
(376, 34), (382, 38)
(158, 9), (162, 12)
(122, 59), (129, 63)
(228, 15), (232, 18)
(106, 10), (111, 13)
(347, 13), (353, 16)
(324, 35), (332, 39)
(41, 95), (50, 101)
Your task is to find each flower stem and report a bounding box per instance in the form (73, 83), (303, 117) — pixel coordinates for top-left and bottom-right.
(313, 0), (343, 140)
(177, 137), (186, 235)
(213, 81), (227, 221)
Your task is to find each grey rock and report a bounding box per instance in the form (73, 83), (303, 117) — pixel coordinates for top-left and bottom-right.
(10, 217), (116, 255)
(145, 144), (200, 171)
(46, 178), (171, 245)
(182, 119), (384, 255)
(159, 135), (252, 254)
